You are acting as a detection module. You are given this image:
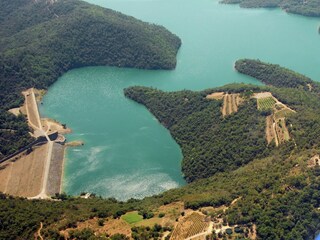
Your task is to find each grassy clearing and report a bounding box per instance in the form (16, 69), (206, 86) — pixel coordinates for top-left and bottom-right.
(257, 97), (276, 111)
(121, 211), (143, 224)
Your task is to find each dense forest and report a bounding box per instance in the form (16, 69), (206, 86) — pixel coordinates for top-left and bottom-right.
(0, 0), (181, 160)
(235, 59), (320, 91)
(222, 0), (320, 17)
(124, 86), (271, 182)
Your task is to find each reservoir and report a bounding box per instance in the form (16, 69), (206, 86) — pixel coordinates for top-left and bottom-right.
(39, 0), (320, 200)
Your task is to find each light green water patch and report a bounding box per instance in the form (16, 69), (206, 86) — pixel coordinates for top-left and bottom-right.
(40, 0), (320, 200)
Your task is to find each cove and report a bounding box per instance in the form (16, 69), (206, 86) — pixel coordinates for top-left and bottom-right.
(39, 0), (320, 200)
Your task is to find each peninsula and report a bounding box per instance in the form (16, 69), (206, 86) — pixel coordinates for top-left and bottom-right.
(222, 0), (320, 17)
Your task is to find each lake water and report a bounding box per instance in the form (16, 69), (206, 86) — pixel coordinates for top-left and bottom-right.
(39, 0), (320, 200)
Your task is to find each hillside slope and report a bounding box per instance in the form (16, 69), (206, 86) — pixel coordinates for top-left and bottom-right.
(221, 0), (320, 17)
(0, 0), (181, 160)
(124, 86), (270, 182)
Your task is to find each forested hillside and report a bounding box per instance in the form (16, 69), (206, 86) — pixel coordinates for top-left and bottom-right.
(222, 0), (320, 17)
(0, 0), (181, 160)
(235, 59), (320, 92)
(124, 86), (271, 182)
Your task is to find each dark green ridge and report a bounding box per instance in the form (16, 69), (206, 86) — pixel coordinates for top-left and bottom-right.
(235, 59), (320, 91)
(221, 0), (320, 17)
(0, 0), (181, 160)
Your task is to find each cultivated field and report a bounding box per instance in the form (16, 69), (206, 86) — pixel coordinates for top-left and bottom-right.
(170, 212), (209, 240)
(222, 93), (243, 116)
(257, 97), (276, 111)
(61, 217), (132, 239)
(206, 92), (243, 116)
(255, 92), (295, 146)
(266, 116), (277, 145)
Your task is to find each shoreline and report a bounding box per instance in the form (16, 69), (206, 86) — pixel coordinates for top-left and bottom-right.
(60, 141), (85, 194)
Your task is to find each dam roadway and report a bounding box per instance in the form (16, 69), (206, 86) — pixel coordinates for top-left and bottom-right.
(0, 88), (65, 199)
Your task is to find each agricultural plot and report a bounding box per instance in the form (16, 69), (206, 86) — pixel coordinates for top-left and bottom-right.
(170, 212), (209, 240)
(121, 211), (143, 224)
(257, 97), (276, 111)
(275, 118), (290, 144)
(222, 94), (243, 116)
(265, 116), (276, 145)
(254, 92), (295, 146)
(265, 116), (291, 147)
(206, 92), (243, 116)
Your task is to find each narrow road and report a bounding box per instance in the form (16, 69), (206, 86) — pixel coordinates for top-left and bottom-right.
(39, 141), (53, 198)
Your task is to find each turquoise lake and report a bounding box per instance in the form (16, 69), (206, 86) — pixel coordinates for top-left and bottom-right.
(39, 0), (320, 200)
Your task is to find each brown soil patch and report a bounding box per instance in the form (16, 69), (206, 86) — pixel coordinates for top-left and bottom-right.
(248, 224), (257, 240)
(308, 155), (320, 168)
(253, 92), (273, 99)
(274, 118), (290, 145)
(23, 89), (42, 130)
(33, 89), (47, 102)
(8, 107), (21, 116)
(206, 92), (224, 100)
(134, 202), (184, 228)
(222, 93), (242, 116)
(41, 118), (71, 135)
(0, 144), (48, 197)
(61, 217), (132, 239)
(266, 115), (276, 144)
(206, 92), (243, 117)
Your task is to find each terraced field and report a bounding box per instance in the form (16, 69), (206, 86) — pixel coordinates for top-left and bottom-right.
(206, 92), (243, 116)
(257, 97), (276, 111)
(222, 93), (243, 116)
(170, 213), (209, 240)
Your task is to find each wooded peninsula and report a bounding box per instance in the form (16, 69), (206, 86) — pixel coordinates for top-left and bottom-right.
(222, 0), (320, 17)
